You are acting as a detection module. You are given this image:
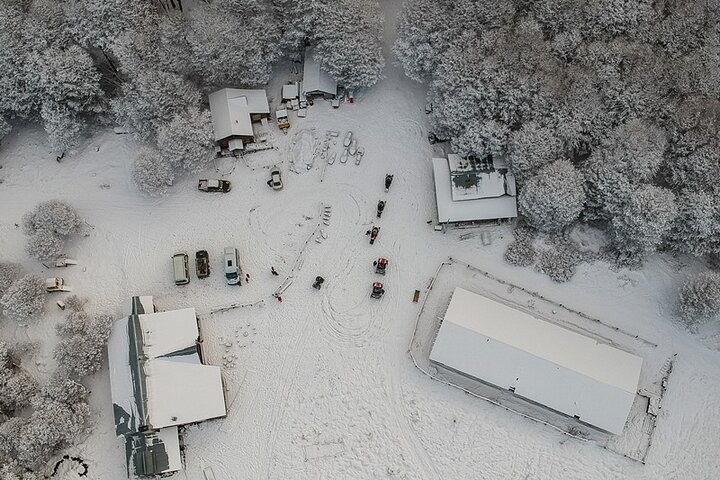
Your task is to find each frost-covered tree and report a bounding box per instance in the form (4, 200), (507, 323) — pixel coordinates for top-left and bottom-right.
(518, 160), (586, 232)
(54, 296), (113, 377)
(507, 122), (563, 181)
(679, 271), (720, 325)
(610, 185), (677, 261)
(22, 200), (82, 238)
(0, 342), (38, 415)
(452, 119), (510, 160)
(111, 69), (201, 141)
(156, 108), (214, 172)
(25, 229), (64, 261)
(132, 148), (176, 197)
(599, 119), (667, 183)
(0, 275), (46, 321)
(504, 225), (537, 267)
(0, 263), (21, 297)
(13, 373), (90, 469)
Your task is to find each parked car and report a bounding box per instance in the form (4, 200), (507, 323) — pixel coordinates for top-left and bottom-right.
(198, 179), (231, 192)
(172, 253), (190, 285)
(348, 139), (358, 155)
(224, 247), (240, 285)
(268, 168), (283, 190)
(195, 250), (210, 278)
(343, 131), (353, 147)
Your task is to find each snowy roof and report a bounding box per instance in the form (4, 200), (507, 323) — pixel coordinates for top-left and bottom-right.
(208, 88), (269, 142)
(283, 83), (299, 100)
(430, 288), (643, 434)
(433, 157), (517, 222)
(125, 426), (182, 477)
(302, 46), (337, 96)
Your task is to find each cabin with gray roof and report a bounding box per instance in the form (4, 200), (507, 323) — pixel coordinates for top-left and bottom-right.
(107, 296), (226, 478)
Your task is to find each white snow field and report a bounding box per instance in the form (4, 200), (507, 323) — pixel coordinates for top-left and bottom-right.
(1, 1), (720, 479)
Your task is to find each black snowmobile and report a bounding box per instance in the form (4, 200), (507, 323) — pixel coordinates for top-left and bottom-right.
(384, 174), (394, 192)
(371, 282), (385, 299)
(312, 276), (325, 290)
(369, 226), (380, 245)
(376, 200), (386, 218)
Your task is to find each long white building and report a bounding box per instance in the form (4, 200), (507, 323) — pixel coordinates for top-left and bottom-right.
(430, 288), (642, 434)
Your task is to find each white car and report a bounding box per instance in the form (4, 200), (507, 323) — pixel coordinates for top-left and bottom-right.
(343, 131), (353, 147)
(348, 139), (358, 155)
(269, 168), (283, 190)
(224, 247), (240, 285)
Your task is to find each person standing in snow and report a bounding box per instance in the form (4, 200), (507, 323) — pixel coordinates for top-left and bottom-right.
(277, 295), (282, 302)
(271, 266), (279, 276)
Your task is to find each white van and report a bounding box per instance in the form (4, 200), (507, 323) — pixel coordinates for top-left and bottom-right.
(224, 247), (240, 285)
(172, 253), (190, 285)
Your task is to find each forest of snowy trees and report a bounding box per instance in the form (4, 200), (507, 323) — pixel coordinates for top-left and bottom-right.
(0, 0), (384, 194)
(395, 0), (720, 299)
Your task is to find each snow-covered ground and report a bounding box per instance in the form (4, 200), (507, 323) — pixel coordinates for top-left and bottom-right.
(1, 1), (720, 479)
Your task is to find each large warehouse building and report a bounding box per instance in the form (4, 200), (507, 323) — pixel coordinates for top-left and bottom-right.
(107, 296), (227, 478)
(430, 288), (643, 434)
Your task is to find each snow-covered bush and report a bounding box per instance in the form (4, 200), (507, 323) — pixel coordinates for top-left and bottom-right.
(535, 242), (584, 283)
(0, 263), (21, 297)
(132, 149), (176, 197)
(54, 296), (113, 377)
(25, 229), (64, 261)
(610, 185), (677, 260)
(156, 108), (214, 172)
(0, 342), (38, 415)
(679, 272), (720, 325)
(504, 226), (537, 267)
(518, 160), (586, 233)
(0, 275), (46, 321)
(22, 200), (82, 238)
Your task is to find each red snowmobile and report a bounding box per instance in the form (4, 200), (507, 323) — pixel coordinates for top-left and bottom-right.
(374, 257), (388, 275)
(371, 282), (385, 299)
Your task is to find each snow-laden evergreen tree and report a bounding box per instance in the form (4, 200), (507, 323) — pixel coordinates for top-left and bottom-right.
(0, 342), (38, 415)
(0, 116), (10, 141)
(582, 160), (633, 222)
(156, 107), (214, 172)
(393, 0), (455, 82)
(111, 69), (201, 141)
(507, 122), (563, 181)
(132, 148), (176, 197)
(599, 118), (667, 183)
(0, 1), (39, 121)
(518, 160), (586, 232)
(451, 119), (509, 160)
(0, 263), (20, 297)
(0, 275), (46, 321)
(185, 0), (279, 87)
(311, 0), (385, 88)
(679, 271), (720, 325)
(504, 224), (537, 267)
(54, 296), (113, 377)
(610, 185), (677, 261)
(665, 190), (720, 257)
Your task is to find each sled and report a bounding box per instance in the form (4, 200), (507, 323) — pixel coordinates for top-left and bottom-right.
(55, 258), (78, 268)
(46, 277), (72, 293)
(340, 151), (349, 164)
(328, 152), (336, 164)
(355, 147), (364, 165)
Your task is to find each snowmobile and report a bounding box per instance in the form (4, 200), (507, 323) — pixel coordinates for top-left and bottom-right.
(376, 200), (386, 218)
(369, 226), (380, 245)
(384, 174), (394, 192)
(373, 258), (388, 275)
(370, 282), (385, 299)
(312, 276), (325, 290)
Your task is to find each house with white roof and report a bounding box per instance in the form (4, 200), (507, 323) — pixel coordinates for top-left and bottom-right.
(208, 88), (270, 152)
(107, 296), (227, 478)
(432, 153), (517, 224)
(430, 287), (643, 434)
(302, 46), (337, 98)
